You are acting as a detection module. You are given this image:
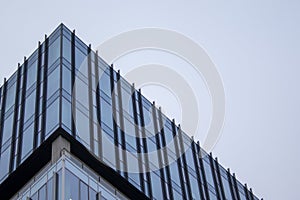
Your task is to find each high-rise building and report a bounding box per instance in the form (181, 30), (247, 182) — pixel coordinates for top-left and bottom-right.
(0, 24), (261, 200)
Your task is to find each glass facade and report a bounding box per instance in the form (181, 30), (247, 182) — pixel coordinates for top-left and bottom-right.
(12, 151), (128, 200)
(0, 24), (260, 200)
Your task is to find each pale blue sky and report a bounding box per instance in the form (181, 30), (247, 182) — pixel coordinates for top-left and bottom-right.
(1, 1), (300, 199)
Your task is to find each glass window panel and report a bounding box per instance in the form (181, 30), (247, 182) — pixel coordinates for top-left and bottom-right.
(173, 189), (182, 200)
(189, 174), (201, 199)
(239, 193), (247, 200)
(26, 60), (37, 90)
(2, 113), (13, 145)
(100, 98), (113, 128)
(75, 109), (90, 147)
(57, 170), (62, 200)
(21, 124), (34, 161)
(209, 190), (218, 200)
(121, 86), (133, 116)
(164, 128), (173, 148)
(5, 82), (16, 111)
(99, 71), (111, 97)
(169, 162), (181, 189)
(203, 159), (215, 187)
(80, 181), (88, 200)
(75, 78), (89, 109)
(124, 117), (135, 140)
(47, 67), (60, 99)
(38, 184), (46, 200)
(221, 175), (233, 200)
(102, 130), (116, 168)
(150, 172), (163, 200)
(24, 91), (36, 123)
(75, 47), (87, 74)
(47, 178), (53, 200)
(62, 67), (71, 94)
(89, 187), (97, 200)
(238, 182), (247, 200)
(48, 38), (61, 67)
(62, 98), (72, 131)
(185, 148), (195, 170)
(0, 146), (10, 181)
(65, 170), (79, 200)
(128, 172), (140, 190)
(63, 36), (71, 63)
(45, 100), (59, 136)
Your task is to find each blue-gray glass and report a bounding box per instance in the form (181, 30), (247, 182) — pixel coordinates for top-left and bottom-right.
(0, 24), (260, 200)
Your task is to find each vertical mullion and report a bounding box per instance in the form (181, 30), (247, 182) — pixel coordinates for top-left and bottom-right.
(131, 85), (144, 192)
(94, 51), (103, 160)
(138, 89), (152, 199)
(59, 26), (63, 127)
(152, 102), (167, 199)
(233, 173), (241, 200)
(0, 78), (6, 154)
(33, 42), (42, 149)
(209, 154), (221, 199)
(198, 148), (210, 200)
(171, 120), (187, 200)
(178, 126), (193, 200)
(192, 142), (205, 200)
(215, 157), (226, 200)
(244, 184), (250, 200)
(16, 57), (28, 166)
(9, 64), (22, 172)
(41, 35), (49, 142)
(116, 71), (128, 179)
(71, 30), (76, 137)
(110, 65), (120, 172)
(227, 169), (236, 200)
(158, 108), (173, 200)
(54, 172), (59, 200)
(87, 45), (94, 152)
(249, 188), (255, 200)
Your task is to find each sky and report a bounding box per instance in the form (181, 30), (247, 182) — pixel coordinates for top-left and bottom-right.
(1, 1), (300, 199)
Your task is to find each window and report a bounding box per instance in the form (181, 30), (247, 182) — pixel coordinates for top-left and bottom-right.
(150, 172), (163, 200)
(203, 158), (215, 187)
(21, 124), (34, 161)
(63, 36), (71, 63)
(89, 188), (97, 200)
(221, 174), (233, 200)
(80, 181), (89, 200)
(62, 97), (72, 131)
(5, 82), (16, 111)
(2, 113), (13, 145)
(47, 178), (53, 200)
(190, 174), (201, 200)
(100, 98), (113, 128)
(45, 100), (59, 137)
(24, 91), (36, 123)
(62, 67), (71, 95)
(38, 184), (46, 200)
(65, 170), (79, 200)
(99, 71), (111, 97)
(26, 60), (38, 90)
(75, 109), (90, 147)
(0, 146), (10, 181)
(47, 67), (60, 99)
(48, 38), (60, 67)
(75, 47), (87, 73)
